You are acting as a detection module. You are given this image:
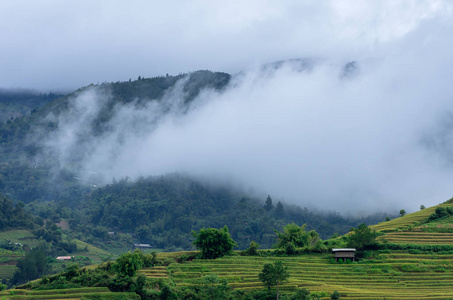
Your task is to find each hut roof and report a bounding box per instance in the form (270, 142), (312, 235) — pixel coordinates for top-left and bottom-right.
(332, 248), (356, 252)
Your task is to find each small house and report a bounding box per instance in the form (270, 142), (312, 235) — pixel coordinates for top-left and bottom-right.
(56, 256), (73, 261)
(133, 243), (153, 250)
(332, 248), (356, 262)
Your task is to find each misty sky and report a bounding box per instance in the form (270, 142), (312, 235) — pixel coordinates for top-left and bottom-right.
(4, 1), (453, 213)
(0, 1), (449, 90)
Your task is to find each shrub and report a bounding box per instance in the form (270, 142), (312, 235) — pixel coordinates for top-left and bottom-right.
(291, 288), (310, 300)
(243, 241), (260, 256)
(331, 290), (341, 300)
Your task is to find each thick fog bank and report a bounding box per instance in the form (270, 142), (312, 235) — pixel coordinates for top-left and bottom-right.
(33, 17), (453, 213)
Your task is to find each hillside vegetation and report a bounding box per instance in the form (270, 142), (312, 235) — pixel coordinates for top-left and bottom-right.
(9, 199), (453, 299)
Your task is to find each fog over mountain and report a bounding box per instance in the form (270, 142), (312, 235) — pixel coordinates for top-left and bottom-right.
(37, 45), (453, 213)
(3, 1), (453, 213)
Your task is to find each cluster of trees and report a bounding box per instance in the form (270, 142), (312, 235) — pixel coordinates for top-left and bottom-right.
(10, 246), (48, 285)
(275, 223), (324, 254)
(0, 171), (393, 254)
(428, 206), (453, 221)
(68, 176), (390, 251)
(0, 193), (35, 230)
(0, 89), (63, 123)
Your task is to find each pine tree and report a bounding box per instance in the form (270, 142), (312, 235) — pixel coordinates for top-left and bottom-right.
(264, 195), (274, 212)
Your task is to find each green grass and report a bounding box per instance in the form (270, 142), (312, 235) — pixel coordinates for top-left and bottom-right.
(0, 230), (37, 247)
(72, 239), (114, 263)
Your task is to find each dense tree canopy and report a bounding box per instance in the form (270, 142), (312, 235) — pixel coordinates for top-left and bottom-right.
(0, 193), (35, 230)
(276, 223), (309, 249)
(192, 226), (237, 259)
(347, 223), (379, 251)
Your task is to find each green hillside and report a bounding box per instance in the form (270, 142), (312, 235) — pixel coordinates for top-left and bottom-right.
(371, 202), (451, 232)
(371, 199), (453, 246)
(12, 200), (453, 299)
(145, 204), (453, 299)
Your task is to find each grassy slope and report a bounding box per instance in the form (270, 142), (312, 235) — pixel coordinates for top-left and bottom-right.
(371, 200), (453, 245)
(0, 229), (114, 280)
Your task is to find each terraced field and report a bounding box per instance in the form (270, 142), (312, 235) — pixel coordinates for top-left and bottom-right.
(158, 253), (453, 299)
(140, 266), (169, 279)
(370, 201), (453, 247)
(0, 250), (24, 280)
(378, 231), (453, 245)
(0, 287), (139, 299)
(370, 202), (451, 233)
(0, 265), (18, 280)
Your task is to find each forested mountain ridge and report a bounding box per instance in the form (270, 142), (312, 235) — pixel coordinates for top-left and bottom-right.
(0, 71), (230, 162)
(0, 70), (392, 253)
(0, 70), (231, 203)
(23, 174), (391, 251)
(0, 89), (63, 123)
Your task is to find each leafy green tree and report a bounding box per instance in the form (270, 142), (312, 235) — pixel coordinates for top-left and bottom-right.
(264, 195), (274, 212)
(307, 230), (323, 251)
(192, 226), (237, 259)
(347, 223), (378, 251)
(420, 205), (426, 210)
(399, 209), (406, 217)
(114, 250), (144, 277)
(259, 260), (290, 300)
(276, 223), (308, 249)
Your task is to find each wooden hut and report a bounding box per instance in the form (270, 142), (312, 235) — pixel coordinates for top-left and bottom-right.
(332, 248), (356, 262)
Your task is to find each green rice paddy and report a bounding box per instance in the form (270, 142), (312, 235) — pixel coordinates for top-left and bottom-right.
(144, 253), (453, 299)
(0, 287), (139, 299)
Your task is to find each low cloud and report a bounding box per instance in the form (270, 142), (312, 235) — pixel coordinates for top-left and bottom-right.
(35, 14), (453, 214)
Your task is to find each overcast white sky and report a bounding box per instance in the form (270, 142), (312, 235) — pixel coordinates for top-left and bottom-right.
(1, 0), (450, 90)
(5, 1), (453, 213)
